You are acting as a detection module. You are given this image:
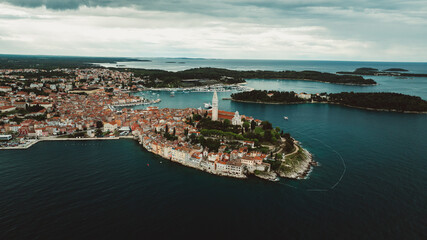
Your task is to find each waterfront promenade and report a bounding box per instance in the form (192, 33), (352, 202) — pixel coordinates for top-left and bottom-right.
(0, 136), (134, 150)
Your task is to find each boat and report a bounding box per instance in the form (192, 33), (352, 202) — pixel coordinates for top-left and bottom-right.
(284, 116), (289, 120)
(204, 103), (212, 109)
(170, 91), (175, 97)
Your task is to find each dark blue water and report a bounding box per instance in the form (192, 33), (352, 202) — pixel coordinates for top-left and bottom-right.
(1, 60), (427, 239)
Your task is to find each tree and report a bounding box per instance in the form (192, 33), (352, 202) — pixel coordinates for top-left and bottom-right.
(193, 114), (202, 121)
(250, 120), (256, 131)
(95, 128), (103, 137)
(223, 119), (231, 126)
(173, 128), (176, 136)
(264, 130), (272, 142)
(165, 124), (169, 134)
(243, 121), (250, 132)
(96, 121), (103, 129)
(261, 121), (273, 130)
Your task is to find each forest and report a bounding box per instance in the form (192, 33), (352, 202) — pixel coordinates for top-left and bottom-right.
(231, 90), (427, 112)
(133, 67), (377, 87)
(328, 92), (427, 112)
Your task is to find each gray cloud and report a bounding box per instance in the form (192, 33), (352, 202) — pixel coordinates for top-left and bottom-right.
(2, 0), (424, 12)
(0, 0), (426, 61)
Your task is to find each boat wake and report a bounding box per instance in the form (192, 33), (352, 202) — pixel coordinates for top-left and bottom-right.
(279, 130), (347, 192)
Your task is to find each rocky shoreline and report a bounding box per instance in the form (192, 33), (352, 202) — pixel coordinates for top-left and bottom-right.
(278, 148), (315, 179)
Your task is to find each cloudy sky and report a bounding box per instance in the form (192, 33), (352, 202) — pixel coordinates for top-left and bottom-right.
(0, 0), (426, 61)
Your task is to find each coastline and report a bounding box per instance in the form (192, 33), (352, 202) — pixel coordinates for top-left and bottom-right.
(142, 82), (252, 92)
(280, 147), (314, 179)
(139, 140), (249, 180)
(245, 78), (377, 86)
(0, 136), (133, 150)
(1, 133), (313, 182)
(228, 99), (427, 114)
(0, 125), (315, 182)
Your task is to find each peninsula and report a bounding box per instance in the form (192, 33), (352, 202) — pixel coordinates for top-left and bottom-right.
(0, 65), (314, 181)
(137, 92), (314, 181)
(230, 90), (427, 113)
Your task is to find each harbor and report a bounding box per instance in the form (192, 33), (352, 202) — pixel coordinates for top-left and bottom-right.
(141, 83), (252, 93)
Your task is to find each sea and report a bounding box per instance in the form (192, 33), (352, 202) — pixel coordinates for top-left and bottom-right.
(1, 59), (426, 239)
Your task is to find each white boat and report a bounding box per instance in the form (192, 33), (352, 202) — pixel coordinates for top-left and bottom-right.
(284, 116), (289, 120)
(204, 103), (212, 109)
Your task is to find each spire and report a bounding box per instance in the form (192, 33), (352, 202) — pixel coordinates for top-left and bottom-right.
(213, 90), (218, 102)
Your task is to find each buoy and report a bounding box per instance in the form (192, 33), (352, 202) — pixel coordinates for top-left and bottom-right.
(147, 164), (149, 166)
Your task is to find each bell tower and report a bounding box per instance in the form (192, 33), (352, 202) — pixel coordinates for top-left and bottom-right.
(212, 90), (218, 121)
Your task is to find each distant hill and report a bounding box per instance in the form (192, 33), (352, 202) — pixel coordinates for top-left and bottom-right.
(0, 54), (141, 69)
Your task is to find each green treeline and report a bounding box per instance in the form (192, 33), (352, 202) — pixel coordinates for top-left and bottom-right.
(231, 90), (305, 103)
(132, 67), (376, 87)
(328, 92), (427, 112)
(231, 90), (427, 112)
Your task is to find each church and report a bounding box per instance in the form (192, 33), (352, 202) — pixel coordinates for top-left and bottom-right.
(208, 91), (243, 126)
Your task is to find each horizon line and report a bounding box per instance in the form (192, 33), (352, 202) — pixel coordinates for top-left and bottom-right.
(1, 53), (426, 63)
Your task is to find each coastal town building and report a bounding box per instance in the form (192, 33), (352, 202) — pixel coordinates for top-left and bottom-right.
(0, 67), (279, 180)
(232, 111), (242, 126)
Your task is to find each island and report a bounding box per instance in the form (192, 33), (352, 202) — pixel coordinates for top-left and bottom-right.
(230, 90), (427, 113)
(383, 68), (408, 72)
(130, 67), (377, 88)
(337, 67), (427, 77)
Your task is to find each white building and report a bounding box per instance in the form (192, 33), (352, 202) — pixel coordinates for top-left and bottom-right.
(103, 122), (117, 132)
(297, 92), (312, 100)
(0, 135), (12, 141)
(232, 111), (242, 126)
(0, 86), (12, 92)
